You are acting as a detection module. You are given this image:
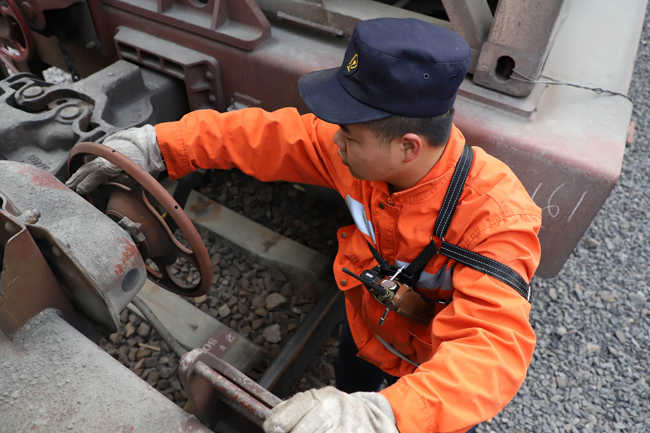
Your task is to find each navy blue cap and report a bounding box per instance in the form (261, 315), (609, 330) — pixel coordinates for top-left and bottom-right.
(298, 18), (471, 125)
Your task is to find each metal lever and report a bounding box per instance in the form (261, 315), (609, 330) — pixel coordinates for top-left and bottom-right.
(179, 348), (282, 427)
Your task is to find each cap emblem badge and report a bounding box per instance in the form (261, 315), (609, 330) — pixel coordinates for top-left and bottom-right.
(345, 53), (359, 76)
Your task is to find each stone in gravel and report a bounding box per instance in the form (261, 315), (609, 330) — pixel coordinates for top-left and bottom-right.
(137, 322), (151, 338)
(252, 293), (267, 308)
(555, 326), (567, 337)
(601, 292), (615, 303)
(629, 292), (646, 306)
(136, 347), (151, 361)
(170, 377), (182, 391)
(211, 253), (222, 266)
(263, 324), (282, 343)
(252, 318), (266, 330)
(280, 282), (293, 297)
(159, 366), (172, 379)
(585, 237), (599, 249)
(255, 307), (268, 317)
(556, 374), (568, 389)
(118, 346), (129, 364)
(549, 287), (558, 301)
(194, 295), (208, 306)
(124, 322), (136, 338)
(573, 283), (583, 296)
(109, 332), (122, 345)
(586, 343), (600, 354)
(266, 344), (281, 357)
(133, 359), (144, 371)
(158, 379), (171, 390)
(264, 277), (277, 292)
(143, 357), (158, 368)
(218, 304), (231, 318)
(229, 265), (242, 279)
(268, 266), (287, 282)
(147, 370), (160, 386)
(615, 330), (626, 344)
(238, 302), (250, 315)
(266, 293), (287, 310)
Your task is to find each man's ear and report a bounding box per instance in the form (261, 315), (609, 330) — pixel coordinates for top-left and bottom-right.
(400, 133), (423, 163)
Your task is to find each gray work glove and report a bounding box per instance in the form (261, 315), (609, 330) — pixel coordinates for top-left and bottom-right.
(66, 125), (165, 195)
(263, 386), (398, 433)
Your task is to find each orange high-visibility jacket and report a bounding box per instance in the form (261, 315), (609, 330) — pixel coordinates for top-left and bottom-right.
(156, 107), (542, 433)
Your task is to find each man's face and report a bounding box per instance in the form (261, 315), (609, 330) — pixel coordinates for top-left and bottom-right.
(333, 124), (401, 182)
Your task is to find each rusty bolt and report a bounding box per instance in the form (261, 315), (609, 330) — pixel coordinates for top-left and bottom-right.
(117, 216), (146, 243)
(18, 209), (41, 224)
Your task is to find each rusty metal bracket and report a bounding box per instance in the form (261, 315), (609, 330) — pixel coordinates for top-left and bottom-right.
(114, 26), (225, 111)
(103, 0), (271, 51)
(180, 348), (282, 429)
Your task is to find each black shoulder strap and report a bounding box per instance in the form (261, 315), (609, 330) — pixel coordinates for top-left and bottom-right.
(433, 144), (532, 302)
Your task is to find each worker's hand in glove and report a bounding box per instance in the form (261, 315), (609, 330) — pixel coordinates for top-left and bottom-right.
(66, 125), (166, 195)
(263, 386), (398, 433)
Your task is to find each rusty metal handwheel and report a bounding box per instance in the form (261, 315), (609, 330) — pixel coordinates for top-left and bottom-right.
(68, 142), (212, 297)
(0, 0), (33, 62)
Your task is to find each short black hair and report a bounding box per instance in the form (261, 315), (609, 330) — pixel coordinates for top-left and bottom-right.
(363, 108), (455, 147)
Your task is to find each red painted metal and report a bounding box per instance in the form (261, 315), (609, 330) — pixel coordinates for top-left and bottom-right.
(0, 0), (34, 61)
(0, 211), (78, 335)
(179, 348), (282, 427)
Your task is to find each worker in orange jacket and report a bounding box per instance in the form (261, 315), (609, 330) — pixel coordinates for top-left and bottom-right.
(68, 18), (542, 433)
